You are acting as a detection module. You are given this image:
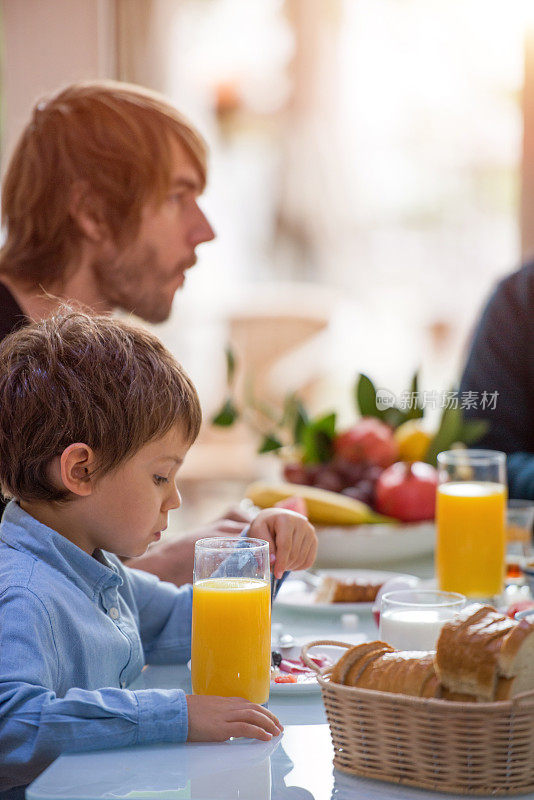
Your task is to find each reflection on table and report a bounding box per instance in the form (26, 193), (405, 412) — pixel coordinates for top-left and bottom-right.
(27, 569), (534, 800)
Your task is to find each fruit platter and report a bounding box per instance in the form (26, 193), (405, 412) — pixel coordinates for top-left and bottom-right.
(213, 365), (487, 567)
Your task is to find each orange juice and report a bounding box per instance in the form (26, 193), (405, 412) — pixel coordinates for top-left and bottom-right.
(191, 577), (271, 704)
(436, 481), (506, 597)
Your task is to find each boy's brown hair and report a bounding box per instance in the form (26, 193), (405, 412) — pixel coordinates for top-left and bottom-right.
(0, 310), (202, 502)
(0, 80), (207, 288)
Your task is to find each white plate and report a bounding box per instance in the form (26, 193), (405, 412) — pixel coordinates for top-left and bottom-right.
(314, 521), (435, 568)
(269, 640), (363, 695)
(269, 675), (320, 694)
(188, 640), (365, 697)
(275, 569), (419, 613)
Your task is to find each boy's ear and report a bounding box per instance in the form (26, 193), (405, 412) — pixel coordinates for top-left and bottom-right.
(58, 443), (97, 497)
(68, 181), (110, 243)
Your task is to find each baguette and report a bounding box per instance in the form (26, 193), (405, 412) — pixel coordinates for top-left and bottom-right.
(330, 641), (393, 685)
(331, 644), (437, 697)
(327, 605), (534, 702)
(344, 643), (393, 686)
(435, 604), (534, 701)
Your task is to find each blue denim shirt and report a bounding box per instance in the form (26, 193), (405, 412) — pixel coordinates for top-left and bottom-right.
(0, 501), (194, 792)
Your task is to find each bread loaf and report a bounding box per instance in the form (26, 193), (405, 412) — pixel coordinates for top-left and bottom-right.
(331, 643), (439, 697)
(328, 604), (534, 702)
(315, 575), (383, 603)
(330, 641), (393, 685)
(435, 603), (534, 701)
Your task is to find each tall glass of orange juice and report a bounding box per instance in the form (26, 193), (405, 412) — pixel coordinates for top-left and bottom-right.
(191, 537), (271, 704)
(436, 450), (507, 599)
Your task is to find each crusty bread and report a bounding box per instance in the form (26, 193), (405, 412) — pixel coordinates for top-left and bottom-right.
(315, 575), (383, 604)
(328, 604), (534, 703)
(331, 644), (437, 697)
(435, 604), (534, 701)
(344, 643), (394, 686)
(330, 641), (393, 685)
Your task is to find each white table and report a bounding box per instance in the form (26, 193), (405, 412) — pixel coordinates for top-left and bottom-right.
(27, 577), (534, 800)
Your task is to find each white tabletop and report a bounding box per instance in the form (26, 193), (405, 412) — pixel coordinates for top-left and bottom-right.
(27, 571), (534, 800)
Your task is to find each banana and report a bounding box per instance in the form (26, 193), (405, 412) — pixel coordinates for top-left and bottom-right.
(245, 481), (393, 526)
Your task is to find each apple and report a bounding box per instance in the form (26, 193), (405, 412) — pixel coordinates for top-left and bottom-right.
(375, 461), (438, 522)
(334, 418), (398, 468)
(274, 495), (308, 517)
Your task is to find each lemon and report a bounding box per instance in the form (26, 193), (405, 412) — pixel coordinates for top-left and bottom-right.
(394, 420), (433, 463)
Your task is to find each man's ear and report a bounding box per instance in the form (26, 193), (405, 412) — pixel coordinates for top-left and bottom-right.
(68, 181), (110, 243)
(57, 443), (98, 497)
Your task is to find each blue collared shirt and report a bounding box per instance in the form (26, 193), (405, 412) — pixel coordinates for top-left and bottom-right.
(0, 501), (193, 791)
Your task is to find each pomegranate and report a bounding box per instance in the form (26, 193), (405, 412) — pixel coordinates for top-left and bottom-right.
(334, 417), (398, 468)
(375, 461), (438, 522)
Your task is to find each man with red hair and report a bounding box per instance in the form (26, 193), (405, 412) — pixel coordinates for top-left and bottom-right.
(0, 80), (251, 584)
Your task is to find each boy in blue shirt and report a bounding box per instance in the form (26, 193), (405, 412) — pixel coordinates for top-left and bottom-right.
(0, 310), (317, 795)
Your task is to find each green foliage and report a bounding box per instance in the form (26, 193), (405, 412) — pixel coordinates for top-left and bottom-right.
(225, 345), (237, 386)
(354, 371), (423, 428)
(212, 344), (488, 463)
(424, 404), (489, 466)
(258, 434), (284, 454)
(281, 394), (309, 444)
(300, 412), (337, 464)
(355, 373), (384, 420)
(211, 397), (239, 427)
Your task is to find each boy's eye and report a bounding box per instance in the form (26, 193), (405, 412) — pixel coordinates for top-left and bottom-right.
(153, 475), (169, 486)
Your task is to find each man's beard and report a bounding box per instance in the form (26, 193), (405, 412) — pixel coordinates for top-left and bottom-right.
(92, 245), (184, 323)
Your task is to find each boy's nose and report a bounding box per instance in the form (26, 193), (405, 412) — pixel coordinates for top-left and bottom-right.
(163, 484), (181, 512)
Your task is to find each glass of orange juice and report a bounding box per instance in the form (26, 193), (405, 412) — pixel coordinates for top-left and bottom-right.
(436, 449), (507, 599)
(191, 537), (271, 704)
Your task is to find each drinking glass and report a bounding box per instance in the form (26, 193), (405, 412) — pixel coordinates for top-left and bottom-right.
(191, 537), (271, 704)
(379, 589), (465, 650)
(505, 499), (534, 584)
(436, 449), (507, 598)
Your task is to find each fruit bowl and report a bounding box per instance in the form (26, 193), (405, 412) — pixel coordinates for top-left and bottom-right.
(313, 521), (436, 568)
(245, 480), (436, 568)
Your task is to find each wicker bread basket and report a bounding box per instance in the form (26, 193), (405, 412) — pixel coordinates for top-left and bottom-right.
(302, 640), (534, 796)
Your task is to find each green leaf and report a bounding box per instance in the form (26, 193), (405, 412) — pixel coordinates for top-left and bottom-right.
(355, 373), (385, 420)
(291, 400), (309, 444)
(258, 434), (283, 453)
(281, 393), (309, 443)
(424, 405), (463, 465)
(301, 412), (337, 464)
(225, 346), (237, 386)
(211, 398), (239, 427)
(460, 419), (490, 446)
(383, 407), (405, 429)
(405, 370), (424, 420)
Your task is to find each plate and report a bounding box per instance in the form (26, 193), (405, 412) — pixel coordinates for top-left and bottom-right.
(269, 676), (320, 695)
(275, 569), (419, 614)
(314, 521), (435, 568)
(269, 639), (364, 695)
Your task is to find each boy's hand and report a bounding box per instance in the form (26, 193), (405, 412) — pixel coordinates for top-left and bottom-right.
(250, 508), (317, 579)
(186, 695), (283, 741)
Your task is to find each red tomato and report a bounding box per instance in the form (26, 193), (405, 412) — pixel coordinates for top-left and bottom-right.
(274, 674), (298, 684)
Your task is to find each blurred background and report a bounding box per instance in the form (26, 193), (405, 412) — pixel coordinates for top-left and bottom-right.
(1, 0), (533, 522)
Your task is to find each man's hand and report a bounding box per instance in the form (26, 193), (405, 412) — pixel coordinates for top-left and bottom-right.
(186, 694), (283, 742)
(250, 508), (317, 579)
(124, 506), (254, 586)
